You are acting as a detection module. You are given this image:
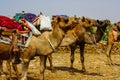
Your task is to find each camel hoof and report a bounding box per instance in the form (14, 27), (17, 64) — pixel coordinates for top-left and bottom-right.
(106, 62), (114, 66)
(51, 69), (56, 73)
(70, 71), (75, 75)
(1, 75), (7, 80)
(81, 69), (87, 74)
(69, 68), (75, 75)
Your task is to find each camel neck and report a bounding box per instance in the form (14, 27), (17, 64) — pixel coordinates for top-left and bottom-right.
(48, 26), (65, 50)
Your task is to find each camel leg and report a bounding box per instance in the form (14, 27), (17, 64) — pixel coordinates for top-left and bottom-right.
(79, 43), (86, 73)
(105, 31), (114, 65)
(12, 63), (20, 80)
(0, 60), (4, 75)
(6, 60), (12, 80)
(48, 54), (55, 72)
(0, 60), (7, 80)
(21, 60), (30, 80)
(40, 55), (47, 80)
(70, 43), (77, 69)
(105, 43), (113, 65)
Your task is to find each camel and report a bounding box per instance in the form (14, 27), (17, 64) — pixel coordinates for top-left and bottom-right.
(0, 15), (35, 80)
(48, 17), (111, 73)
(105, 21), (120, 65)
(0, 33), (20, 80)
(20, 16), (77, 80)
(0, 14), (52, 80)
(0, 16), (76, 80)
(68, 19), (111, 73)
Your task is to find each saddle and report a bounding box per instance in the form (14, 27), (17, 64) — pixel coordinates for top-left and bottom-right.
(0, 26), (32, 47)
(0, 15), (32, 64)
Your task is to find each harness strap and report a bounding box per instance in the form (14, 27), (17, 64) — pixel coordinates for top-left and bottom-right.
(92, 34), (96, 43)
(46, 36), (56, 51)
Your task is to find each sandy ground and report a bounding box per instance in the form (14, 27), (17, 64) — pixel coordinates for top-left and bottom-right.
(1, 47), (120, 80)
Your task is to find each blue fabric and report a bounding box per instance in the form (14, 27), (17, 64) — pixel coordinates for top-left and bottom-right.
(24, 13), (36, 23)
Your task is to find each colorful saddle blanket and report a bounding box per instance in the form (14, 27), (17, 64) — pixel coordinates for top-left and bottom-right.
(0, 15), (23, 31)
(14, 13), (36, 23)
(0, 15), (32, 47)
(14, 14), (41, 35)
(0, 30), (32, 47)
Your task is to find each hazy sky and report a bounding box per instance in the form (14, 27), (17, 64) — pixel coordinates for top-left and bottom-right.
(0, 0), (119, 23)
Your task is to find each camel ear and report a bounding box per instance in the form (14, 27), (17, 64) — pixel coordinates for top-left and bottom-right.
(73, 15), (78, 21)
(82, 16), (85, 22)
(57, 17), (61, 23)
(97, 20), (100, 23)
(104, 19), (111, 25)
(97, 20), (104, 25)
(64, 18), (69, 23)
(52, 16), (60, 23)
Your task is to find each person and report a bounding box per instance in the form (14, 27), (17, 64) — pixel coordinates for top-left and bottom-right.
(13, 11), (26, 22)
(40, 12), (43, 15)
(22, 10), (26, 15)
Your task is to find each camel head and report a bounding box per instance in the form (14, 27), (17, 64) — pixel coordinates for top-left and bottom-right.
(97, 19), (111, 27)
(52, 16), (78, 34)
(79, 16), (98, 28)
(96, 19), (111, 33)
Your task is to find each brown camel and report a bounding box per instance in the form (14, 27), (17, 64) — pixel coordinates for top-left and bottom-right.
(32, 15), (75, 72)
(0, 14), (53, 79)
(105, 21), (120, 65)
(68, 19), (111, 73)
(0, 33), (20, 80)
(20, 16), (77, 80)
(48, 17), (111, 73)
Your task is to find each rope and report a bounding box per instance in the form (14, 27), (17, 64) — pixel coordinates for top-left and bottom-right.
(46, 37), (56, 51)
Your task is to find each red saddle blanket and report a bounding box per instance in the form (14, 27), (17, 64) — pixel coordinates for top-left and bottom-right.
(0, 15), (23, 31)
(0, 16), (32, 47)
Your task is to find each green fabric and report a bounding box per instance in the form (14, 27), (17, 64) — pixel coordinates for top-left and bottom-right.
(88, 26), (97, 34)
(14, 13), (24, 21)
(101, 24), (117, 41)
